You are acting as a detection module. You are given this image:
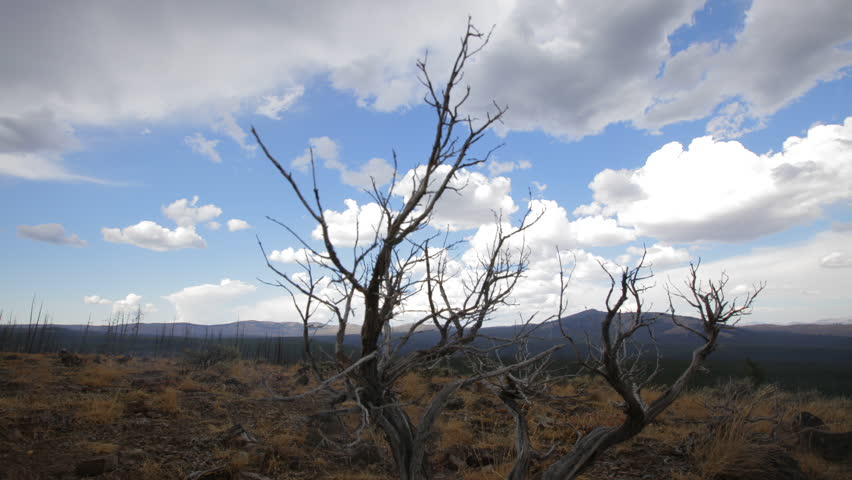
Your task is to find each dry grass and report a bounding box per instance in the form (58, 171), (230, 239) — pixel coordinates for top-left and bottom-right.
(3, 353), (850, 480)
(74, 362), (126, 388)
(149, 387), (181, 414)
(437, 417), (476, 450)
(136, 459), (165, 480)
(75, 394), (124, 423)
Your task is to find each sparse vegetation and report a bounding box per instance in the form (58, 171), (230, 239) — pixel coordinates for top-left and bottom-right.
(0, 352), (847, 479)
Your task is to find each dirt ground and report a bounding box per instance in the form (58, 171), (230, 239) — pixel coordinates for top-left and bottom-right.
(0, 352), (849, 479)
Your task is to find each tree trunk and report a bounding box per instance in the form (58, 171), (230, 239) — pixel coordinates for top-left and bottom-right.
(541, 418), (645, 480)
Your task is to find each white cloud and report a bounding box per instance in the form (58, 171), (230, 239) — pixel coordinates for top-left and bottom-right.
(1, 1), (848, 147)
(102, 221), (206, 251)
(164, 279), (257, 324)
(17, 223), (87, 247)
(0, 152), (106, 183)
(291, 137), (393, 188)
(268, 247), (319, 264)
(162, 196), (222, 227)
(471, 200), (635, 259)
(585, 118), (852, 242)
(207, 221), (221, 230)
(624, 243), (691, 269)
(313, 199), (386, 247)
(184, 132), (222, 163)
(487, 158), (532, 176)
(820, 252), (852, 269)
(233, 295), (302, 323)
(639, 0), (852, 135)
(659, 230), (852, 324)
(227, 219), (251, 231)
(84, 294), (157, 315)
(340, 157), (395, 189)
(396, 165), (519, 231)
(213, 112), (256, 153)
(83, 295), (111, 305)
(256, 86), (304, 119)
(292, 136), (339, 172)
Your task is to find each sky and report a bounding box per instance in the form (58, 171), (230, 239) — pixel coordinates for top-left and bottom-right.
(1, 0), (851, 327)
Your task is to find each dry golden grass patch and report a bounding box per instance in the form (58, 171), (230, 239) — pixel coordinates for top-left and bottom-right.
(149, 387), (181, 414)
(176, 376), (207, 392)
(396, 371), (430, 402)
(437, 416), (476, 450)
(461, 463), (513, 479)
(794, 451), (851, 480)
(4, 354), (54, 386)
(136, 459), (165, 480)
(74, 362), (126, 388)
(75, 394), (124, 423)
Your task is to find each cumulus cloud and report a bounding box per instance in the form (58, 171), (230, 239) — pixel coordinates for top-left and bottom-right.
(582, 118), (852, 242)
(17, 223), (87, 247)
(624, 243), (691, 269)
(227, 219), (251, 231)
(292, 136), (339, 172)
(292, 137), (393, 188)
(185, 132), (222, 163)
(1, 1), (849, 147)
(268, 247), (319, 264)
(340, 157), (395, 189)
(396, 165), (518, 231)
(640, 0), (852, 135)
(162, 196), (222, 227)
(469, 199), (635, 258)
(164, 279), (257, 323)
(112, 293), (157, 314)
(104, 195), (228, 251)
(83, 295), (111, 305)
(313, 199), (386, 247)
(0, 110), (108, 182)
(820, 252), (852, 269)
(661, 230), (852, 324)
(102, 221), (206, 251)
(256, 86), (304, 120)
(84, 293), (156, 314)
(488, 159), (532, 176)
(213, 112), (256, 153)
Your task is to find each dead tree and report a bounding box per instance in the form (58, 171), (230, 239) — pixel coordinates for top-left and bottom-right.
(533, 259), (764, 479)
(253, 20), (557, 480)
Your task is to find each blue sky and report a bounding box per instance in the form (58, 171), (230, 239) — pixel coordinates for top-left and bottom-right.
(1, 0), (850, 326)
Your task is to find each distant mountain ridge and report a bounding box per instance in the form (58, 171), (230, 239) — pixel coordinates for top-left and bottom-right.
(45, 309), (852, 340)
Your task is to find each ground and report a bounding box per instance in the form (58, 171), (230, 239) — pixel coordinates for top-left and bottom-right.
(0, 352), (849, 479)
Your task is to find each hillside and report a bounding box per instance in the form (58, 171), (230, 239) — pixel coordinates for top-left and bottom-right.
(1, 352), (849, 479)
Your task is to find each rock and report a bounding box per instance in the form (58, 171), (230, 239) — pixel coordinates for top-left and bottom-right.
(445, 397), (465, 411)
(713, 448), (808, 480)
(121, 448), (146, 463)
(472, 396), (496, 410)
(74, 454), (118, 477)
(223, 378), (249, 394)
(58, 349), (83, 367)
(444, 453), (467, 471)
(792, 411), (825, 431)
(799, 428), (852, 462)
